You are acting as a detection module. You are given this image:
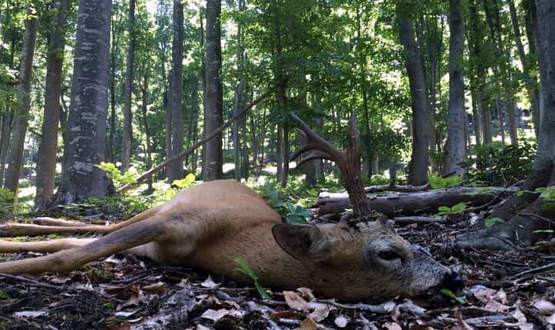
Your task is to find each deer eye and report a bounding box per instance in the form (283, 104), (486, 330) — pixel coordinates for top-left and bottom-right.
(377, 249), (401, 261)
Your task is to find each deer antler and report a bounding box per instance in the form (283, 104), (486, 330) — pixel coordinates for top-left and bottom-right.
(290, 113), (378, 223)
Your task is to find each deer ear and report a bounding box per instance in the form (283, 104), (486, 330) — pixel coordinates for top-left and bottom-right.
(272, 224), (331, 260)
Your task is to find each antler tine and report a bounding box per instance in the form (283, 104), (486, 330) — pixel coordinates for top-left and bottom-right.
(290, 112), (378, 224)
(289, 113), (345, 165)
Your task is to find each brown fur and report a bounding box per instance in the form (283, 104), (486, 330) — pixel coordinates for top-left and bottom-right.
(0, 180), (456, 301)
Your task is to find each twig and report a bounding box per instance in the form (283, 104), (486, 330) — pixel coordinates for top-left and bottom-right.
(393, 216), (444, 225)
(519, 212), (555, 225)
(118, 91), (270, 192)
(0, 273), (60, 290)
(316, 299), (393, 314)
(509, 262), (555, 280)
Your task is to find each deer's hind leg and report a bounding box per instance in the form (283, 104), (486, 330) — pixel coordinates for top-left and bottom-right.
(0, 214), (169, 275)
(0, 238), (95, 254)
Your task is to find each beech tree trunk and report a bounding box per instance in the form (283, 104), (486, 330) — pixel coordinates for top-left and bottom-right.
(397, 1), (431, 185)
(167, 0), (184, 182)
(57, 0), (111, 203)
(468, 0), (492, 145)
(35, 0), (69, 209)
(524, 0), (541, 134)
(457, 0), (555, 250)
(3, 7), (37, 192)
(203, 0), (223, 181)
(443, 0), (466, 176)
(121, 0), (136, 172)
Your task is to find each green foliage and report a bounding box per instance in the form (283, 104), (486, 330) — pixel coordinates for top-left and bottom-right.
(234, 256), (270, 300)
(437, 202), (466, 216)
(0, 290), (10, 300)
(536, 187), (555, 201)
(258, 183), (311, 224)
(466, 141), (536, 186)
(485, 217), (504, 228)
(0, 188), (15, 216)
(96, 162), (138, 189)
(171, 174), (196, 189)
(440, 288), (466, 304)
(429, 174), (463, 189)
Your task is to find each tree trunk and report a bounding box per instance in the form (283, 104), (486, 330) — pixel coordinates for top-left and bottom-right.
(443, 0), (466, 176)
(203, 0), (223, 181)
(140, 74), (153, 193)
(523, 0), (541, 134)
(121, 0), (136, 172)
(0, 111), (13, 187)
(397, 1), (431, 185)
(232, 0), (246, 181)
(35, 0), (68, 210)
(57, 0), (111, 203)
(468, 0), (492, 145)
(3, 7), (37, 192)
(457, 0), (555, 250)
(167, 0), (184, 182)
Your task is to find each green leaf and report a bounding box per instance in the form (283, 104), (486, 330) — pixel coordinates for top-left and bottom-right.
(533, 229), (554, 234)
(440, 288), (466, 304)
(234, 257), (270, 300)
(485, 217), (504, 228)
(172, 174), (196, 189)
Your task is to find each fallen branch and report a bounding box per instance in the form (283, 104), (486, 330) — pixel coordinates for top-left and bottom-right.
(393, 216), (444, 225)
(317, 187), (516, 217)
(364, 184), (430, 193)
(118, 91), (270, 193)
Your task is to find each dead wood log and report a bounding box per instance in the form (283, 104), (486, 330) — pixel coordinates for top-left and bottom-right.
(317, 187), (515, 217)
(364, 183), (430, 193)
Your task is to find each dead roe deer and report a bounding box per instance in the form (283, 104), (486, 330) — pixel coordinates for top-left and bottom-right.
(0, 114), (462, 301)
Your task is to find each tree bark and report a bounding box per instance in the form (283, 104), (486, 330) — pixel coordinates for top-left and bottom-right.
(203, 0), (223, 181)
(397, 1), (431, 185)
(443, 0), (466, 176)
(140, 74), (153, 192)
(523, 0), (541, 134)
(57, 0), (112, 203)
(317, 187), (510, 218)
(467, 0), (492, 145)
(456, 0), (555, 250)
(167, 0), (184, 182)
(35, 0), (69, 209)
(3, 7), (37, 192)
(121, 0), (136, 172)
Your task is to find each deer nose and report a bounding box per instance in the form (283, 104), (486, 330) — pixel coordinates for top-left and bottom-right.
(440, 269), (465, 291)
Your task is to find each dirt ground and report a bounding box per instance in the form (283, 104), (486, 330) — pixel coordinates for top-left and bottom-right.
(1, 212), (555, 329)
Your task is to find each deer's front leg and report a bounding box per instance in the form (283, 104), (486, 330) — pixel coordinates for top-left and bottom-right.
(0, 215), (169, 275)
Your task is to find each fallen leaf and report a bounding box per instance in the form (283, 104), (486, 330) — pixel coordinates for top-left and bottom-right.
(283, 290), (309, 312)
(299, 318), (318, 330)
(14, 310), (47, 318)
(469, 285), (510, 312)
(334, 315), (349, 328)
(200, 276), (219, 288)
(142, 281), (167, 295)
(513, 306), (533, 330)
(200, 308), (236, 322)
(297, 287), (315, 301)
(533, 299), (555, 315)
(308, 303), (330, 322)
(383, 322), (402, 330)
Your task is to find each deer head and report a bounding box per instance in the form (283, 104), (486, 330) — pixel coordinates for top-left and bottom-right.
(272, 113), (463, 300)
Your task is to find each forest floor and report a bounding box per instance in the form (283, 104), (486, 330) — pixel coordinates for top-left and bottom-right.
(1, 199), (555, 329)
